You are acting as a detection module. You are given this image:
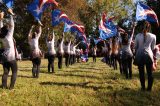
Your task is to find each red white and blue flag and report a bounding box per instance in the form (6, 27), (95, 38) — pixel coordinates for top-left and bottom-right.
(39, 0), (58, 8)
(27, 0), (58, 21)
(64, 22), (88, 48)
(52, 9), (70, 27)
(99, 13), (117, 40)
(136, 2), (159, 25)
(64, 22), (85, 35)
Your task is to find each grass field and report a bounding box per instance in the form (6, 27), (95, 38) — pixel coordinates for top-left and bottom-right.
(0, 58), (160, 106)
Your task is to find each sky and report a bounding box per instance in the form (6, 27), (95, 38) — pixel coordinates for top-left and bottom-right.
(132, 0), (146, 4)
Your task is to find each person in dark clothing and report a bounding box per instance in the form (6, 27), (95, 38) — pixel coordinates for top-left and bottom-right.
(64, 40), (71, 67)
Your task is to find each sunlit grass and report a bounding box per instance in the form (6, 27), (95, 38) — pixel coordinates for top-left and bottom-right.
(0, 58), (159, 106)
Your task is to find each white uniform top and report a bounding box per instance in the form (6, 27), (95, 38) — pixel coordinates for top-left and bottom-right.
(0, 16), (16, 62)
(58, 38), (64, 54)
(65, 41), (71, 54)
(28, 26), (42, 58)
(73, 45), (76, 55)
(46, 32), (56, 55)
(135, 33), (156, 64)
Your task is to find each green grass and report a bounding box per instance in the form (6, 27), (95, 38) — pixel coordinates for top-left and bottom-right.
(0, 58), (160, 106)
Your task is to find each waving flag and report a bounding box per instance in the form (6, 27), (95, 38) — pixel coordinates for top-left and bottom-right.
(52, 9), (70, 26)
(136, 2), (159, 25)
(64, 22), (86, 41)
(94, 38), (103, 45)
(27, 0), (47, 21)
(39, 0), (58, 8)
(81, 54), (88, 62)
(64, 22), (88, 49)
(3, 0), (13, 8)
(0, 0), (13, 8)
(64, 22), (85, 34)
(27, 0), (58, 22)
(99, 14), (117, 40)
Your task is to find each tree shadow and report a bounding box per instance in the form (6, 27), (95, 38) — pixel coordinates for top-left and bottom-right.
(131, 71), (160, 80)
(40, 81), (105, 91)
(18, 75), (33, 78)
(97, 88), (160, 106)
(63, 70), (107, 75)
(54, 73), (102, 80)
(0, 74), (33, 79)
(78, 67), (102, 71)
(153, 71), (160, 79)
(18, 68), (31, 72)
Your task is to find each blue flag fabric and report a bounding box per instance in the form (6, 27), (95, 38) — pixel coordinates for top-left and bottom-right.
(27, 0), (49, 21)
(0, 0), (14, 8)
(81, 54), (88, 62)
(94, 38), (103, 45)
(136, 2), (158, 24)
(99, 18), (117, 40)
(64, 22), (88, 49)
(64, 22), (85, 34)
(2, 0), (13, 8)
(52, 9), (70, 27)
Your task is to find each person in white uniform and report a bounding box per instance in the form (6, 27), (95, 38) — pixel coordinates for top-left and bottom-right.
(0, 12), (18, 89)
(135, 21), (156, 91)
(46, 30), (56, 73)
(28, 25), (42, 78)
(57, 33), (64, 69)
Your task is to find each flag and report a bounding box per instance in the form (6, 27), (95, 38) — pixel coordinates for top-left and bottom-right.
(27, 0), (58, 21)
(64, 22), (85, 34)
(136, 2), (159, 25)
(81, 53), (88, 62)
(99, 15), (117, 40)
(27, 0), (48, 21)
(94, 38), (103, 45)
(64, 22), (88, 49)
(52, 9), (70, 26)
(0, 0), (13, 8)
(81, 55), (88, 62)
(39, 0), (58, 8)
(64, 22), (86, 40)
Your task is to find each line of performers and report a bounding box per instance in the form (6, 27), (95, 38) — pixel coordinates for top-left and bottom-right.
(92, 21), (160, 91)
(0, 11), (87, 89)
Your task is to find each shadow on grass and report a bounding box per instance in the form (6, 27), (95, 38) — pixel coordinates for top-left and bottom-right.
(0, 74), (33, 79)
(55, 73), (102, 80)
(19, 68), (31, 72)
(77, 66), (107, 71)
(40, 81), (105, 91)
(63, 70), (107, 75)
(97, 88), (160, 106)
(18, 75), (33, 78)
(132, 71), (160, 80)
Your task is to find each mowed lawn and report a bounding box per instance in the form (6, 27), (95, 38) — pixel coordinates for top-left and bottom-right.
(0, 58), (160, 106)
